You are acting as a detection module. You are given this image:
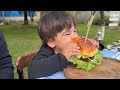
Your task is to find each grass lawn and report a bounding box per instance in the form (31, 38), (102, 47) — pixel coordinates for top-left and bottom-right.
(0, 23), (120, 79)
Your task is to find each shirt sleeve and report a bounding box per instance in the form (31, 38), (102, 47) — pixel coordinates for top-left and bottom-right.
(28, 45), (69, 79)
(0, 31), (14, 79)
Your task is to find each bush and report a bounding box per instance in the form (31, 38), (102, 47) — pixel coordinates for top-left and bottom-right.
(3, 19), (10, 25)
(92, 16), (109, 26)
(104, 16), (109, 26)
(92, 17), (101, 25)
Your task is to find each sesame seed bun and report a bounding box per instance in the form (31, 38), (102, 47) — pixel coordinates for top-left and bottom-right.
(72, 36), (97, 58)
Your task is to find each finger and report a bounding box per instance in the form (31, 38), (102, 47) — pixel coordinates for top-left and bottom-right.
(89, 39), (99, 46)
(69, 43), (78, 46)
(71, 51), (80, 56)
(71, 48), (80, 53)
(70, 44), (80, 49)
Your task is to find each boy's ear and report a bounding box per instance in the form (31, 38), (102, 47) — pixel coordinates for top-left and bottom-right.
(47, 39), (56, 48)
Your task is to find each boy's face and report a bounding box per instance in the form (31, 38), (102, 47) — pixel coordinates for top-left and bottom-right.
(49, 26), (78, 52)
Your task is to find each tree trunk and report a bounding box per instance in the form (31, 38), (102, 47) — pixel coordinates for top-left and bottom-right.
(28, 12), (34, 25)
(2, 11), (4, 20)
(97, 11), (105, 41)
(96, 11), (105, 41)
(31, 18), (33, 25)
(100, 11), (105, 26)
(100, 11), (105, 40)
(24, 11), (28, 25)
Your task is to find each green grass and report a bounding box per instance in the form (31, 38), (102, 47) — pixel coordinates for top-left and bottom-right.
(0, 24), (41, 79)
(0, 23), (120, 79)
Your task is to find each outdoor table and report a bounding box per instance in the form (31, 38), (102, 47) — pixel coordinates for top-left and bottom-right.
(64, 49), (120, 79)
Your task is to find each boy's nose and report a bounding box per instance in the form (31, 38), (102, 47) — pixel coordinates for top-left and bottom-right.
(71, 33), (78, 39)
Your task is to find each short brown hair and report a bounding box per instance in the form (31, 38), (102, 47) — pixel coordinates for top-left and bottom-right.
(38, 11), (76, 43)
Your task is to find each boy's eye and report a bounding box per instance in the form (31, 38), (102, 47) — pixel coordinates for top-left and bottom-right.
(74, 29), (77, 32)
(66, 33), (70, 35)
(74, 30), (76, 32)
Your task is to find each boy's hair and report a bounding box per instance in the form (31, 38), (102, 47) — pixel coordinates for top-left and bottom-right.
(38, 11), (76, 43)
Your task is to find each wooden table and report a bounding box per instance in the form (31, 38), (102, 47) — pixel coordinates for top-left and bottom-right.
(64, 57), (120, 79)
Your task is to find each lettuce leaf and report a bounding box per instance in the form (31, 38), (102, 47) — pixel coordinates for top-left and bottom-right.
(70, 50), (103, 71)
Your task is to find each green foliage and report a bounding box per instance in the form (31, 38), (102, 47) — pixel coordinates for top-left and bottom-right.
(3, 19), (10, 25)
(40, 11), (46, 16)
(92, 16), (109, 26)
(104, 16), (109, 26)
(92, 17), (101, 25)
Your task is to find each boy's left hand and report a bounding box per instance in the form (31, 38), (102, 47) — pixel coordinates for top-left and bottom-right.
(79, 36), (99, 48)
(88, 38), (99, 48)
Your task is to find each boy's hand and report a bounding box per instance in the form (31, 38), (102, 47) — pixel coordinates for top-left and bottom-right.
(88, 38), (99, 48)
(79, 36), (99, 48)
(61, 43), (80, 61)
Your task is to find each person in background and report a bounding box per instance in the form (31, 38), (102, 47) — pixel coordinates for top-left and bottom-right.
(0, 31), (14, 79)
(28, 11), (99, 79)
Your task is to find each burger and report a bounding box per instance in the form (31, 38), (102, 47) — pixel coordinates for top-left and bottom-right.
(70, 36), (103, 71)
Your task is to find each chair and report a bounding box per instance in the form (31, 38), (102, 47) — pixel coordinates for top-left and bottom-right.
(16, 51), (38, 79)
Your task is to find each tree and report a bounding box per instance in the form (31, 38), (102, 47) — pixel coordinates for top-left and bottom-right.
(91, 11), (105, 41)
(100, 11), (105, 26)
(1, 11), (11, 25)
(99, 11), (105, 41)
(19, 11), (38, 25)
(28, 11), (35, 25)
(24, 11), (28, 25)
(18, 11), (28, 25)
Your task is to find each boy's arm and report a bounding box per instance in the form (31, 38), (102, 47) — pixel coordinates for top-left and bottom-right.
(0, 31), (14, 79)
(28, 47), (69, 79)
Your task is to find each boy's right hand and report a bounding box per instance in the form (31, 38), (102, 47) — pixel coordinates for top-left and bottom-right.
(61, 43), (80, 61)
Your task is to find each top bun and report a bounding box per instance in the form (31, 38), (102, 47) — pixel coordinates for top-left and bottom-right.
(72, 36), (97, 57)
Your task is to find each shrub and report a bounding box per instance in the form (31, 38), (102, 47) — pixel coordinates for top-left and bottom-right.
(92, 16), (109, 26)
(92, 17), (101, 25)
(3, 19), (10, 25)
(104, 16), (109, 26)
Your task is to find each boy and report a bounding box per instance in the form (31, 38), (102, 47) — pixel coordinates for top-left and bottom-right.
(28, 11), (99, 79)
